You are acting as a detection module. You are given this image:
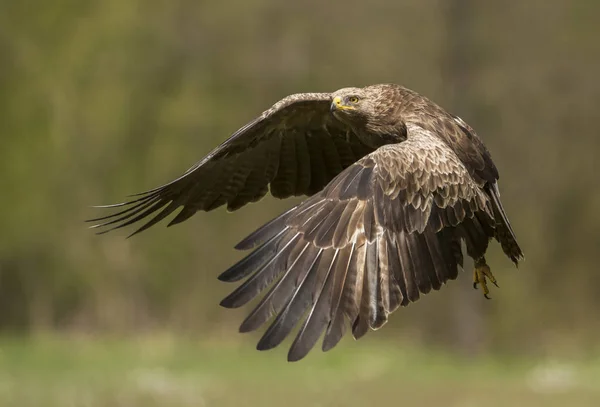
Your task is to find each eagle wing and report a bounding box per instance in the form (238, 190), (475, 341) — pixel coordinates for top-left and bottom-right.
(88, 93), (375, 236)
(219, 123), (496, 361)
(410, 111), (523, 263)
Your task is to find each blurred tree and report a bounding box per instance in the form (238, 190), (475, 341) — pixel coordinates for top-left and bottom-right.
(443, 0), (487, 355)
(0, 0), (598, 357)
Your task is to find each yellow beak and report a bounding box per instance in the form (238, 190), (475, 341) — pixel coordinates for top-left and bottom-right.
(331, 96), (355, 112)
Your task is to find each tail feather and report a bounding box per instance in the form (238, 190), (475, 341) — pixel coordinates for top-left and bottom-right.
(487, 182), (524, 265)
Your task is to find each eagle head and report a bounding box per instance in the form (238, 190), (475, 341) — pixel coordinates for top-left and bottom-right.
(330, 85), (404, 143)
(330, 87), (369, 118)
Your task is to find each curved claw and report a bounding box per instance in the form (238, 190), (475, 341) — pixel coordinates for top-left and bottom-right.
(484, 293), (492, 300)
(473, 282), (478, 289)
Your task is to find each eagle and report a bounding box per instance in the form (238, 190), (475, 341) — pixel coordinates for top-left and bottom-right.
(90, 83), (524, 361)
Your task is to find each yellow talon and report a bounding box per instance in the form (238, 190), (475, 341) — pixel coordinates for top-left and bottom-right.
(473, 258), (498, 300)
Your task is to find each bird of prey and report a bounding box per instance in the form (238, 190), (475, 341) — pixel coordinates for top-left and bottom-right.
(89, 83), (523, 361)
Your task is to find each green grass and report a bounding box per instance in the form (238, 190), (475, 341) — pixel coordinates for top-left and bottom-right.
(0, 335), (598, 407)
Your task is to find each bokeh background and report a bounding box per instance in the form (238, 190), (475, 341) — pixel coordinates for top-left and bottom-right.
(1, 0), (599, 406)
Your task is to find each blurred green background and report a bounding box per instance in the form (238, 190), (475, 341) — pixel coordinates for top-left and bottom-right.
(1, 0), (599, 406)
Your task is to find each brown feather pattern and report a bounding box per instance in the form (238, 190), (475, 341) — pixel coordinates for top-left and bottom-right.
(215, 124), (504, 360)
(90, 83), (523, 361)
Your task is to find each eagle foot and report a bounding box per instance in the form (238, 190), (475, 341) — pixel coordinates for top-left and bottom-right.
(472, 258), (498, 300)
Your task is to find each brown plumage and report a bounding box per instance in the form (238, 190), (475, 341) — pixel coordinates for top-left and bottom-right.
(89, 83), (524, 361)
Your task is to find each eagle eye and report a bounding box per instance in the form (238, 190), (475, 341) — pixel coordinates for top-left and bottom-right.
(348, 96), (359, 104)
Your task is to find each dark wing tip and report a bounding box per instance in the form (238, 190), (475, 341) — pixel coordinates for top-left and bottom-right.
(217, 270), (237, 283)
(287, 350), (306, 362)
(88, 170), (200, 235)
(256, 335), (280, 352)
(219, 296), (240, 309)
(321, 335), (340, 352)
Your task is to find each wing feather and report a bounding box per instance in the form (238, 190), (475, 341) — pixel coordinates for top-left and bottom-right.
(271, 132), (297, 198)
(321, 243), (354, 351)
(305, 131), (327, 195)
(294, 130), (312, 195)
(256, 247), (323, 351)
(218, 123), (499, 360)
(375, 234), (390, 324)
(237, 239), (312, 331)
(89, 93), (376, 233)
(287, 249), (338, 361)
(385, 233), (407, 308)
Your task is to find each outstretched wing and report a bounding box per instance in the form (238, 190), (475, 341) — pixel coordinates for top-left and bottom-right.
(88, 93), (375, 236)
(219, 123), (496, 361)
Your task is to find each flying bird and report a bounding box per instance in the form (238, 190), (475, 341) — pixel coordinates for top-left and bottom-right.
(89, 83), (523, 361)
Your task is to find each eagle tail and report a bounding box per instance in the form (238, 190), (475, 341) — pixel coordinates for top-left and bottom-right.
(487, 182), (524, 265)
